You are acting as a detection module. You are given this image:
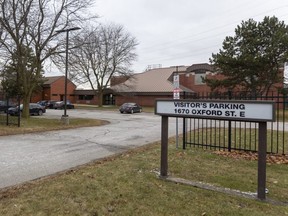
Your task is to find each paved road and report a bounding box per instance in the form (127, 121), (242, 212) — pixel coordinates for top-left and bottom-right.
(0, 109), (181, 189)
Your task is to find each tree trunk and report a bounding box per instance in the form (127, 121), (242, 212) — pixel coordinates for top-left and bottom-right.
(22, 96), (30, 118)
(98, 90), (103, 107)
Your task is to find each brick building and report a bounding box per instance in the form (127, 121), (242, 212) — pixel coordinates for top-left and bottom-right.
(31, 76), (77, 103)
(32, 76), (114, 105)
(31, 63), (285, 107)
(110, 64), (215, 106)
(110, 63), (285, 107)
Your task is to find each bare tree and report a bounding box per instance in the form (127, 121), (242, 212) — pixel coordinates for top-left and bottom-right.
(62, 23), (138, 106)
(0, 0), (96, 118)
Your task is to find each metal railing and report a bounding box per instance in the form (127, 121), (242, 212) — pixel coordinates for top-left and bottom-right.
(182, 91), (287, 155)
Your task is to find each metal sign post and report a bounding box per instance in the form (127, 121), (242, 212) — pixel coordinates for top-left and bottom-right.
(173, 73), (180, 148)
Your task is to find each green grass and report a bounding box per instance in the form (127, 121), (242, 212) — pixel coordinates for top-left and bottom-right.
(0, 139), (287, 215)
(186, 128), (288, 154)
(0, 117), (108, 136)
(276, 109), (288, 122)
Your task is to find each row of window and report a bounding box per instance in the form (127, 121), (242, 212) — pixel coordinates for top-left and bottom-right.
(78, 95), (94, 100)
(51, 94), (94, 100)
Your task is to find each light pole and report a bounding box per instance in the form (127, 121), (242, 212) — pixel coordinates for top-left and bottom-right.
(56, 27), (80, 125)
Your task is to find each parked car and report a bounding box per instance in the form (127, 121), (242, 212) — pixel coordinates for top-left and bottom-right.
(0, 100), (15, 113)
(46, 100), (57, 109)
(37, 100), (48, 107)
(119, 103), (142, 114)
(54, 101), (75, 109)
(8, 103), (46, 116)
(37, 100), (59, 109)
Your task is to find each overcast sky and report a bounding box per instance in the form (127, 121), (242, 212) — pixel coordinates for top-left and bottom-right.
(92, 0), (288, 73)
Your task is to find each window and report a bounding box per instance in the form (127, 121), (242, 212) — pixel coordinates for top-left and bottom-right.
(194, 71), (206, 85)
(79, 95), (94, 100)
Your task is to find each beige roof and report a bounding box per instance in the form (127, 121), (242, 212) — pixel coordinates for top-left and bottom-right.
(43, 76), (65, 85)
(111, 66), (192, 93)
(43, 76), (76, 88)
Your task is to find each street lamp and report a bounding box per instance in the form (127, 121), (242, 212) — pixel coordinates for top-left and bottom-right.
(56, 27), (81, 125)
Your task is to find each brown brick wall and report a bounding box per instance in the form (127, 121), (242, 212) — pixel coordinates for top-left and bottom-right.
(179, 73), (227, 93)
(75, 97), (99, 105)
(115, 94), (174, 107)
(31, 93), (42, 102)
(43, 88), (51, 100)
(31, 77), (76, 103)
(50, 77), (76, 102)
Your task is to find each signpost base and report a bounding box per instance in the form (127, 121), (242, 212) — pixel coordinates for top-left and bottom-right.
(61, 115), (69, 125)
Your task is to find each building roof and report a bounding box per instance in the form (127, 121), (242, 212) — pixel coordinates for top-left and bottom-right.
(43, 76), (76, 87)
(43, 76), (65, 85)
(111, 66), (193, 93)
(74, 88), (114, 95)
(186, 63), (214, 73)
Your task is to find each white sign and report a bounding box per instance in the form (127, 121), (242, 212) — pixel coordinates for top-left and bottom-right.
(173, 74), (179, 88)
(155, 100), (275, 122)
(173, 88), (180, 99)
(284, 62), (288, 88)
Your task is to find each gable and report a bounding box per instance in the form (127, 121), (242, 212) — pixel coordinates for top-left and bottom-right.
(111, 66), (193, 93)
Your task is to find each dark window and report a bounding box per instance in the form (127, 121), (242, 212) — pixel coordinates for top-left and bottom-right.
(78, 95), (94, 100)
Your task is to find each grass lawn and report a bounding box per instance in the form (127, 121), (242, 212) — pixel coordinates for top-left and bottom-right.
(0, 116), (108, 136)
(0, 138), (287, 215)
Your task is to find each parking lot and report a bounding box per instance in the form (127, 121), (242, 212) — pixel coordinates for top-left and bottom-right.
(0, 108), (182, 189)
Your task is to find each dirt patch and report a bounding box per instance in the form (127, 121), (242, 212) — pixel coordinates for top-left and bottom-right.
(214, 150), (288, 164)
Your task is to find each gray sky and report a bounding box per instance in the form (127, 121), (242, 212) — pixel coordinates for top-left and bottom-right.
(94, 0), (288, 72)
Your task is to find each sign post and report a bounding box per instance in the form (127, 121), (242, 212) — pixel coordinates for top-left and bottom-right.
(258, 122), (267, 200)
(173, 74), (179, 89)
(173, 74), (180, 100)
(155, 99), (275, 200)
(173, 73), (180, 148)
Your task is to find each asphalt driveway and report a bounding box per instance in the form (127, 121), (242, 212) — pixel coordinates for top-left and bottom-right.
(0, 109), (182, 189)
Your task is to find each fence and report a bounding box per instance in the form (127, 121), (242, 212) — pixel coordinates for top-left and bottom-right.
(0, 112), (20, 126)
(0, 96), (20, 126)
(182, 91), (288, 155)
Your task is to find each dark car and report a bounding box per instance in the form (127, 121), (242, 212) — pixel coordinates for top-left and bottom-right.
(37, 100), (48, 107)
(8, 103), (46, 116)
(54, 101), (75, 109)
(46, 100), (57, 109)
(0, 100), (15, 113)
(119, 103), (142, 114)
(37, 100), (58, 109)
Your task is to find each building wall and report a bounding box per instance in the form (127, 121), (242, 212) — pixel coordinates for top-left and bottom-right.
(31, 77), (76, 103)
(42, 87), (51, 101)
(75, 97), (99, 105)
(115, 94), (174, 107)
(31, 92), (42, 102)
(179, 72), (227, 93)
(49, 77), (76, 102)
(179, 70), (284, 95)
